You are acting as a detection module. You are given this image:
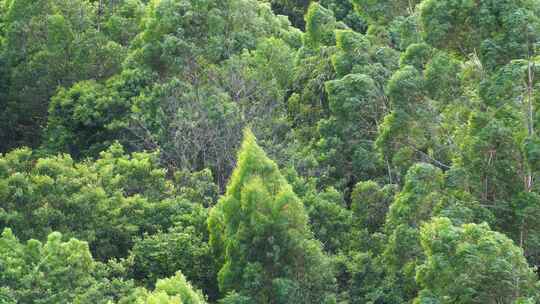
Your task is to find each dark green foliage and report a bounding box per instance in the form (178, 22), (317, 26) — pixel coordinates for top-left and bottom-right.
(416, 217), (539, 303)
(382, 163), (445, 301)
(131, 0), (297, 74)
(303, 187), (353, 254)
(45, 68), (155, 158)
(270, 0), (363, 31)
(376, 65), (431, 179)
(270, 0), (310, 29)
(351, 181), (397, 233)
(332, 30), (371, 77)
(1, 0), (126, 151)
(130, 225), (219, 300)
(351, 0), (421, 25)
(419, 0), (540, 69)
(319, 73), (382, 187)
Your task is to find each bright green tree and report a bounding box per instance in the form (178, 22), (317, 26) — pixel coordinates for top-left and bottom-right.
(0, 143), (216, 260)
(0, 229), (120, 303)
(208, 129), (336, 303)
(126, 272), (207, 304)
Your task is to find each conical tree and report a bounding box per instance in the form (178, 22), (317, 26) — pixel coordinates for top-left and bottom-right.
(208, 129), (336, 303)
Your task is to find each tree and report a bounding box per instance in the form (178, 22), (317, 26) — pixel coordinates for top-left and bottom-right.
(99, 0), (144, 46)
(351, 0), (421, 25)
(130, 0), (298, 75)
(351, 181), (397, 233)
(270, 0), (310, 29)
(1, 0), (125, 151)
(128, 272), (206, 304)
(0, 229), (115, 303)
(302, 187), (353, 254)
(45, 68), (155, 158)
(318, 70), (389, 189)
(0, 144), (217, 260)
(208, 129), (336, 303)
(270, 0), (363, 31)
(376, 42), (461, 182)
(290, 14), (400, 190)
(382, 163), (445, 301)
(130, 225), (219, 301)
(416, 217), (539, 303)
(419, 0), (540, 70)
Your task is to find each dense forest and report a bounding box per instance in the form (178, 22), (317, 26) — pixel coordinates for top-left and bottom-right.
(1, 0), (540, 303)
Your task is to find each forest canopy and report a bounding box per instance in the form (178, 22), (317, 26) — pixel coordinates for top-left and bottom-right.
(1, 0), (540, 303)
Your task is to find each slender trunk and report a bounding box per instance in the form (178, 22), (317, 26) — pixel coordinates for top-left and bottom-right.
(519, 39), (535, 271)
(97, 0), (103, 32)
(526, 55), (535, 192)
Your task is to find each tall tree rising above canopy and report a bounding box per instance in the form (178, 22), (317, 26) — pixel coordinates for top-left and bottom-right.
(208, 129), (336, 303)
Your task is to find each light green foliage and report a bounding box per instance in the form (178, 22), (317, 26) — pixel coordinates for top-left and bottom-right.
(131, 272), (206, 304)
(0, 229), (100, 303)
(0, 144), (216, 260)
(208, 130), (336, 303)
(304, 2), (338, 48)
(416, 217), (539, 303)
